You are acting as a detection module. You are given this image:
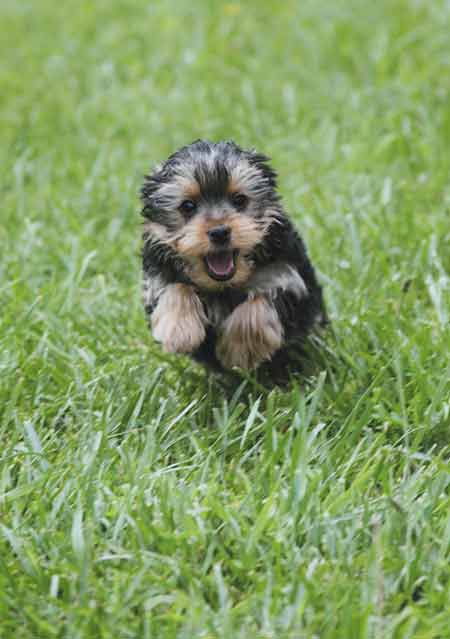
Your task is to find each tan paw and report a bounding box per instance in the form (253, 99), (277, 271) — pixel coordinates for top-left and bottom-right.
(152, 284), (207, 354)
(216, 296), (283, 370)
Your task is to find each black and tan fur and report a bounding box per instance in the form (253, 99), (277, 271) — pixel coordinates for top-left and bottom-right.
(141, 140), (326, 372)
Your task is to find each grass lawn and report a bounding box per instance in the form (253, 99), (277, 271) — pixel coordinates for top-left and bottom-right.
(1, 0), (449, 636)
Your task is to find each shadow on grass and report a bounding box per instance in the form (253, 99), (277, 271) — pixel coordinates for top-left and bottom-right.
(166, 325), (342, 407)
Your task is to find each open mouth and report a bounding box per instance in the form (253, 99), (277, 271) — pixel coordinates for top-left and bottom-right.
(204, 250), (238, 281)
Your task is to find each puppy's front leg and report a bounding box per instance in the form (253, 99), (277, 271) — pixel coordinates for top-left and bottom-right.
(216, 296), (283, 370)
(152, 283), (207, 354)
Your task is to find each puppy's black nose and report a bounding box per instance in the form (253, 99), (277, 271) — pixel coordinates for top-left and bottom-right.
(208, 225), (231, 245)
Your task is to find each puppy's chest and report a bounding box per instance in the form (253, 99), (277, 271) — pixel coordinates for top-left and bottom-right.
(199, 289), (247, 327)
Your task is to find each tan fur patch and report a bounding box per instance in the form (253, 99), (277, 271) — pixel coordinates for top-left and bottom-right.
(176, 213), (265, 258)
(184, 181), (201, 199)
(216, 296), (283, 370)
(152, 284), (207, 354)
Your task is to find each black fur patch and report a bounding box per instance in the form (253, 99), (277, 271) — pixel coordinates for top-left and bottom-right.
(194, 161), (229, 203)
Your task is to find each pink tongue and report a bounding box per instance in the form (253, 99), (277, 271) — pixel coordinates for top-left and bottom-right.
(207, 252), (234, 276)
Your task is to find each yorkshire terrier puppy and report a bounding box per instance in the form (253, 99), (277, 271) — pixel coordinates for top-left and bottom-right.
(141, 140), (326, 373)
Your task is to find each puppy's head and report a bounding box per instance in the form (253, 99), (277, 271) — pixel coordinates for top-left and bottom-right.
(141, 140), (282, 290)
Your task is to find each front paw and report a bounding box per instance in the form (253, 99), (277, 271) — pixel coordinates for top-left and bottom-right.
(152, 284), (206, 354)
(216, 296), (283, 370)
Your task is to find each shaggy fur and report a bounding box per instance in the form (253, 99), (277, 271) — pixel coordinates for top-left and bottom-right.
(141, 139), (326, 373)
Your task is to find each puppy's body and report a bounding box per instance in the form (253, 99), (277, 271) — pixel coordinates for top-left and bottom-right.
(141, 140), (325, 372)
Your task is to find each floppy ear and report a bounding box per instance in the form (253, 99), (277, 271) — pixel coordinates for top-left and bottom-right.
(141, 158), (180, 221)
(140, 163), (164, 211)
(244, 149), (278, 188)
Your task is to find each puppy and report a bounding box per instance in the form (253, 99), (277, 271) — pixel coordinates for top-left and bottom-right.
(141, 140), (326, 372)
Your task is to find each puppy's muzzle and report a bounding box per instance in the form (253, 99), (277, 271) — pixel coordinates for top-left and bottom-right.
(204, 225), (237, 282)
(207, 225), (231, 246)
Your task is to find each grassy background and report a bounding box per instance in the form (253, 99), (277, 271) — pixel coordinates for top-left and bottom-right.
(1, 0), (449, 636)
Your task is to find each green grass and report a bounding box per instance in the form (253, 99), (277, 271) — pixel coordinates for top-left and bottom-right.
(1, 0), (449, 636)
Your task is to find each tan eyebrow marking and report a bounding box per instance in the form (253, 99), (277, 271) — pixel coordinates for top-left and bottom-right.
(183, 180), (201, 199)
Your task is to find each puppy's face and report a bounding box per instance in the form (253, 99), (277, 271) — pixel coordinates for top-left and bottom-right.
(141, 140), (281, 290)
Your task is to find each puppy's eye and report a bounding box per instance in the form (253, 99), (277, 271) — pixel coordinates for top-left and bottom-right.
(179, 200), (197, 216)
(231, 193), (248, 210)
